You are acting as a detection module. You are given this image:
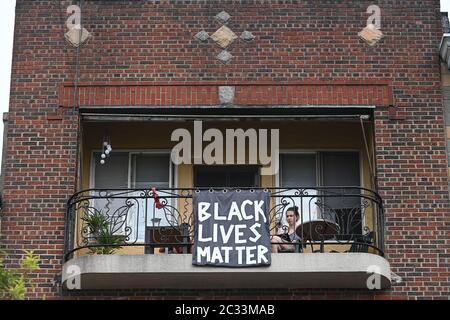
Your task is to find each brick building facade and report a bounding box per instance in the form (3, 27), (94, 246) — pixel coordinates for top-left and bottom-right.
(1, 0), (449, 299)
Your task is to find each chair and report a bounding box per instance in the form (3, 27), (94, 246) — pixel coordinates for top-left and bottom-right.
(327, 232), (374, 253)
(145, 223), (190, 254)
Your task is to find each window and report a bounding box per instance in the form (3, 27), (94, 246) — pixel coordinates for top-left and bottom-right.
(321, 152), (360, 189)
(131, 154), (171, 189)
(92, 151), (172, 242)
(321, 152), (362, 236)
(279, 153), (319, 225)
(94, 152), (128, 189)
(279, 152), (362, 234)
(280, 154), (316, 188)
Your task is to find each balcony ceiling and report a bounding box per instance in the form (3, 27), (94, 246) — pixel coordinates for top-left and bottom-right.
(62, 253), (391, 290)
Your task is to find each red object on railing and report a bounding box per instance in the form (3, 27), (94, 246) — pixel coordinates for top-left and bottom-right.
(151, 187), (164, 209)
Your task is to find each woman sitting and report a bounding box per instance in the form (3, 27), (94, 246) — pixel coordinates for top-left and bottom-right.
(271, 206), (302, 253)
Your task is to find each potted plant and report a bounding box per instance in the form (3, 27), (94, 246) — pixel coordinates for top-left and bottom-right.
(81, 211), (126, 255)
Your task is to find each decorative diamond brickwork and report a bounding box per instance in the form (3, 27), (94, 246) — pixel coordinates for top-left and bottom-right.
(194, 30), (209, 42)
(210, 26), (238, 49)
(216, 50), (233, 64)
(64, 28), (91, 47)
(240, 31), (255, 42)
(215, 11), (231, 24)
(358, 24), (384, 46)
(194, 12), (254, 64)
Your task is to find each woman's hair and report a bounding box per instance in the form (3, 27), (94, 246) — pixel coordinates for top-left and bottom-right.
(286, 206), (300, 222)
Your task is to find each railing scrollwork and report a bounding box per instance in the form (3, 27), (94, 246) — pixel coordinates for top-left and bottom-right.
(64, 187), (385, 261)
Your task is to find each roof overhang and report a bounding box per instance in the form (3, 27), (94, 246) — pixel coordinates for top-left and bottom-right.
(80, 105), (375, 122)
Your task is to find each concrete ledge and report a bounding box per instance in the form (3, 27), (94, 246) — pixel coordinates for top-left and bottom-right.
(62, 253), (391, 290)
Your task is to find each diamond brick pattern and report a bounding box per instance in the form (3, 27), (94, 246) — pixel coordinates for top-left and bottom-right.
(210, 25), (238, 49)
(240, 31), (255, 42)
(216, 50), (233, 64)
(215, 11), (231, 24)
(358, 24), (384, 46)
(194, 30), (209, 42)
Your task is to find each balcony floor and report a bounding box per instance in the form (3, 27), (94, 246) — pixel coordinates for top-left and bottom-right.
(62, 253), (391, 290)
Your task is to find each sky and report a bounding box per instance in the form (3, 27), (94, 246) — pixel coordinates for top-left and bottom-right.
(0, 0), (450, 174)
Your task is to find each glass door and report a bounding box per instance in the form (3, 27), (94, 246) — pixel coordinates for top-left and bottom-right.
(129, 152), (172, 242)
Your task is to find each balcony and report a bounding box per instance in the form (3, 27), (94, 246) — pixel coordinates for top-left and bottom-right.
(62, 187), (391, 290)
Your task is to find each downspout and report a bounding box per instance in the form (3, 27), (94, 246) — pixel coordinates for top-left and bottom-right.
(0, 113), (8, 231)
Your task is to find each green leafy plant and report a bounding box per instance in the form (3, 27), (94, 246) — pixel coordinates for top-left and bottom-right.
(0, 248), (40, 300)
(82, 211), (126, 255)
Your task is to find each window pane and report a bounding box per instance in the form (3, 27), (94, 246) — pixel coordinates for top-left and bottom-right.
(133, 154), (170, 188)
(322, 152), (360, 187)
(279, 154), (318, 225)
(94, 152), (128, 188)
(321, 152), (361, 236)
(280, 154), (316, 187)
(91, 153), (130, 244)
(130, 153), (171, 241)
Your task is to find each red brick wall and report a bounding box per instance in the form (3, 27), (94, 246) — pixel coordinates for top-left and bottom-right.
(58, 82), (393, 107)
(2, 0), (449, 299)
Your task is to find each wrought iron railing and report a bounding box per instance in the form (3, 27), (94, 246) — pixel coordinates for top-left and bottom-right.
(64, 187), (385, 261)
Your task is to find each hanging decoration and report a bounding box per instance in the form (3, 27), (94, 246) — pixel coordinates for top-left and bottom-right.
(99, 135), (112, 165)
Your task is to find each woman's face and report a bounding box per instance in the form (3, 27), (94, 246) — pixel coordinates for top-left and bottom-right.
(286, 210), (297, 227)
